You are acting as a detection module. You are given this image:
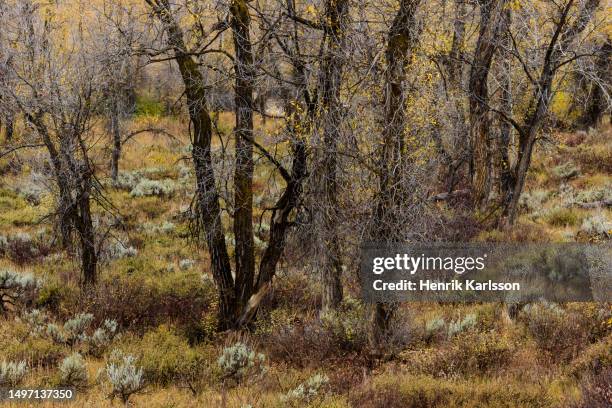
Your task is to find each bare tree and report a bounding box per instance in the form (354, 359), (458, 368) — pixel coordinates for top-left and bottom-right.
(368, 0), (422, 350)
(0, 0), (125, 285)
(501, 0), (602, 224)
(144, 0), (309, 329)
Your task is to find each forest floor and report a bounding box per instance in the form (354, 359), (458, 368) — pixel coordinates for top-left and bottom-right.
(0, 115), (610, 407)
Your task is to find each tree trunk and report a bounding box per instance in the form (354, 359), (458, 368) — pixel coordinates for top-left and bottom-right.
(76, 171), (97, 286)
(319, 0), (349, 313)
(109, 102), (121, 182)
(441, 0), (467, 191)
(369, 0), (421, 351)
(495, 8), (513, 202)
(581, 36), (611, 127)
(469, 0), (506, 207)
(4, 112), (14, 142)
(148, 0), (235, 329)
(230, 0), (256, 313)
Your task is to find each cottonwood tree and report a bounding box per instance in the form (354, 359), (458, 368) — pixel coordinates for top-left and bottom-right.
(98, 3), (140, 182)
(469, 0), (507, 207)
(314, 0), (350, 312)
(366, 0), (423, 350)
(0, 0), (124, 285)
(496, 0), (604, 224)
(143, 0), (308, 330)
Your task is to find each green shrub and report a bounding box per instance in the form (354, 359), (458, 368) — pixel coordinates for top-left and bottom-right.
(544, 207), (581, 227)
(135, 95), (164, 117)
(4, 336), (64, 367)
(136, 325), (202, 385)
(320, 297), (369, 351)
(552, 162), (580, 180)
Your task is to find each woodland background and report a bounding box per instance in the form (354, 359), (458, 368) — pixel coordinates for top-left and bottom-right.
(0, 0), (611, 406)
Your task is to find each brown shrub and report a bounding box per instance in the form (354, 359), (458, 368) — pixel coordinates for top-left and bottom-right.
(572, 368), (612, 408)
(564, 131), (587, 147)
(64, 274), (216, 334)
(520, 303), (593, 364)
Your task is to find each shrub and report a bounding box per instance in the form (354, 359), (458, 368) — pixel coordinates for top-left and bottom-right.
(112, 171), (143, 191)
(544, 207), (581, 227)
(568, 334), (612, 379)
(520, 190), (552, 212)
(217, 342), (267, 384)
(573, 368), (612, 408)
(103, 241), (138, 261)
(135, 94), (164, 117)
(552, 162), (580, 180)
(130, 179), (176, 197)
(575, 187), (612, 204)
(89, 319), (119, 357)
(16, 173), (47, 205)
(580, 214), (611, 238)
(76, 273), (216, 333)
(0, 233), (52, 264)
(0, 269), (42, 314)
(59, 353), (88, 388)
(521, 303), (591, 363)
(63, 313), (94, 345)
(0, 361), (27, 387)
(141, 221), (175, 235)
(424, 317), (446, 342)
(179, 259), (195, 270)
(576, 144), (612, 173)
(136, 325), (202, 385)
(406, 331), (515, 377)
(447, 313), (477, 339)
(320, 297), (369, 352)
(282, 373), (329, 406)
(23, 308), (49, 335)
(105, 350), (145, 404)
(40, 313), (111, 348)
(349, 374), (553, 408)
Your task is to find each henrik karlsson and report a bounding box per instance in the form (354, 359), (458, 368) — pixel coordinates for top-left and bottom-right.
(373, 279), (520, 291)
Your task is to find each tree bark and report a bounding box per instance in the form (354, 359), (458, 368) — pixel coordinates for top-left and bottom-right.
(495, 8), (513, 201)
(109, 101), (121, 182)
(369, 0), (421, 350)
(4, 112), (14, 142)
(441, 0), (467, 191)
(319, 0), (349, 313)
(75, 169), (97, 286)
(581, 36), (611, 127)
(469, 0), (506, 207)
(230, 0), (256, 314)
